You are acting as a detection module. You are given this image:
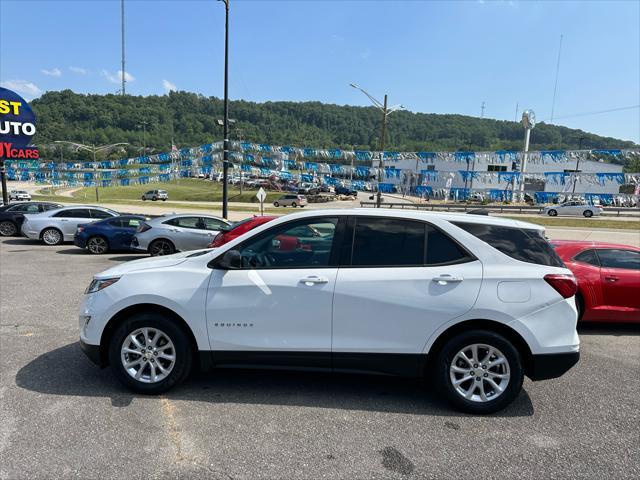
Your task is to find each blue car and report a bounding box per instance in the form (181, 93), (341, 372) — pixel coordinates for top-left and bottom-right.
(74, 215), (147, 254)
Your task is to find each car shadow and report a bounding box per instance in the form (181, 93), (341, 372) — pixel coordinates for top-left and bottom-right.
(1, 238), (38, 246)
(578, 322), (639, 336)
(108, 254), (148, 262)
(56, 248), (86, 255)
(15, 343), (534, 417)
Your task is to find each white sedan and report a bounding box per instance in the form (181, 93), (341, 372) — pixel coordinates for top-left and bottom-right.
(542, 201), (602, 218)
(21, 205), (119, 245)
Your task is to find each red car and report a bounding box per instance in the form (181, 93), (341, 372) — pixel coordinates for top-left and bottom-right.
(208, 216), (277, 248)
(551, 241), (640, 323)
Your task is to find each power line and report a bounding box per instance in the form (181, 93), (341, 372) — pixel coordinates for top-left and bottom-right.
(550, 34), (563, 123)
(543, 105), (640, 121)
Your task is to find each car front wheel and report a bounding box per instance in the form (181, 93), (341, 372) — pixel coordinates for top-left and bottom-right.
(583, 210), (593, 218)
(87, 236), (109, 254)
(149, 239), (175, 256)
(435, 330), (524, 414)
(273, 202), (279, 207)
(547, 209), (557, 216)
(108, 313), (193, 394)
(292, 202), (297, 208)
(0, 220), (18, 236)
(41, 228), (63, 245)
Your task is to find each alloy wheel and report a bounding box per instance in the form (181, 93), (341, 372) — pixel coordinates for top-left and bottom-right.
(42, 229), (62, 245)
(449, 343), (511, 403)
(87, 236), (108, 254)
(120, 327), (176, 384)
(0, 221), (17, 236)
(150, 240), (174, 256)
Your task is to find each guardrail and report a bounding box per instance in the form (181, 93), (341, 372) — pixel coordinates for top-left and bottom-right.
(358, 201), (640, 217)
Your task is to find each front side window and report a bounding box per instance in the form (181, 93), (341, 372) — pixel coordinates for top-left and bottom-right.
(202, 217), (228, 231)
(574, 249), (600, 267)
(165, 217), (201, 229)
(351, 217), (424, 267)
(596, 249), (640, 270)
(236, 217), (339, 269)
(453, 222), (564, 268)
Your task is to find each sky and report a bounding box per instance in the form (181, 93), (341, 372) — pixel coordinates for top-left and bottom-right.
(1, 0), (639, 144)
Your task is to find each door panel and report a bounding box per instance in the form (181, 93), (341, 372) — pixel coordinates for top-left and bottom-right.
(332, 261), (483, 354)
(597, 249), (640, 321)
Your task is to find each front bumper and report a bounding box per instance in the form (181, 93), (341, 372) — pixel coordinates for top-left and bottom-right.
(79, 339), (102, 366)
(528, 351), (580, 381)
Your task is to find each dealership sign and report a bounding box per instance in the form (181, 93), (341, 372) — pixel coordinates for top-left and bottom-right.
(0, 87), (39, 159)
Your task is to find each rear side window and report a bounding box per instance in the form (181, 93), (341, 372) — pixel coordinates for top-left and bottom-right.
(90, 209), (113, 219)
(453, 222), (564, 268)
(351, 218), (425, 266)
(596, 249), (640, 270)
(426, 225), (471, 265)
(574, 249), (600, 266)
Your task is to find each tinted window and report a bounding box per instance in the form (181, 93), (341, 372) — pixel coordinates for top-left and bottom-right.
(165, 217), (201, 229)
(453, 222), (564, 268)
(108, 218), (124, 227)
(90, 209), (114, 219)
(7, 204), (39, 213)
(43, 204), (62, 211)
(574, 249), (600, 266)
(54, 209), (91, 218)
(124, 218), (143, 228)
(237, 217), (338, 269)
(202, 217), (228, 231)
(352, 217), (424, 267)
(596, 249), (640, 270)
(426, 225), (472, 265)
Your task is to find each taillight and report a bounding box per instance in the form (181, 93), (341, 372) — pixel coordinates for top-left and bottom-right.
(137, 222), (151, 233)
(77, 227), (84, 233)
(544, 274), (577, 299)
(209, 233), (225, 248)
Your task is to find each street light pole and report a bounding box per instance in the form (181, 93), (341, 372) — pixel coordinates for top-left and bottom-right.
(93, 145), (99, 202)
(220, 0), (230, 219)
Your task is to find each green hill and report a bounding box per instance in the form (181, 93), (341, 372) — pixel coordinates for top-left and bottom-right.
(31, 90), (637, 167)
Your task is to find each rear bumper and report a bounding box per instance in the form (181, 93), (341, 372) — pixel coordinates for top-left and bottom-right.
(79, 339), (102, 366)
(74, 236), (87, 248)
(528, 351), (580, 381)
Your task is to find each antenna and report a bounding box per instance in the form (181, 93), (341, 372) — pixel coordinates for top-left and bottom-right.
(121, 0), (126, 95)
(514, 102), (519, 122)
(550, 34), (563, 123)
(480, 101), (485, 118)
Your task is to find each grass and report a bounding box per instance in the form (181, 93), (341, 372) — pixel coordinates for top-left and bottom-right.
(505, 215), (640, 230)
(68, 179), (284, 203)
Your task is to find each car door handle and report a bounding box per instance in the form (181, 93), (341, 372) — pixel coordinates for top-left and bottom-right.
(300, 276), (329, 285)
(605, 276), (619, 282)
(432, 275), (463, 285)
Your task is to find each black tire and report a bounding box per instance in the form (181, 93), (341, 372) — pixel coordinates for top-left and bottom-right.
(0, 220), (18, 236)
(583, 210), (593, 218)
(548, 209), (557, 217)
(273, 202), (279, 207)
(434, 330), (524, 414)
(575, 292), (584, 321)
(162, 198), (166, 201)
(108, 313), (193, 394)
(152, 196), (158, 201)
(87, 235), (109, 254)
(41, 227), (63, 245)
(292, 202), (297, 208)
(149, 239), (175, 256)
(141, 196), (146, 201)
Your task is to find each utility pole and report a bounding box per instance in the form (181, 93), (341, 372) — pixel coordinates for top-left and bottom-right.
(377, 94), (388, 208)
(572, 137), (585, 194)
(121, 0), (126, 95)
(220, 0), (230, 219)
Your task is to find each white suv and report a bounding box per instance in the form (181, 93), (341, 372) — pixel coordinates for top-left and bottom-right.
(78, 209), (579, 414)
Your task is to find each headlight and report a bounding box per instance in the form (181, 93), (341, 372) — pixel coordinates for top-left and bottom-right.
(85, 276), (121, 294)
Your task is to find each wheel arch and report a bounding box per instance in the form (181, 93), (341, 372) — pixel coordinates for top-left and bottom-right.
(147, 237), (177, 252)
(98, 303), (200, 369)
(424, 319), (534, 378)
(87, 233), (110, 247)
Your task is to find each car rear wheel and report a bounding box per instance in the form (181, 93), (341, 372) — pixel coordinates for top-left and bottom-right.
(108, 313), (193, 394)
(435, 330), (524, 414)
(548, 209), (558, 216)
(41, 228), (63, 245)
(141, 196), (146, 201)
(87, 236), (109, 254)
(292, 202), (297, 208)
(583, 210), (593, 218)
(149, 239), (175, 256)
(273, 202), (279, 207)
(0, 221), (18, 236)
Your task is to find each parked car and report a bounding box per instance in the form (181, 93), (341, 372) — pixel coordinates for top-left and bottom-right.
(543, 201), (602, 217)
(551, 240), (639, 322)
(74, 215), (148, 254)
(131, 213), (231, 256)
(0, 202), (63, 236)
(9, 190), (32, 201)
(141, 190), (168, 201)
(21, 206), (120, 245)
(273, 194), (307, 208)
(298, 183), (319, 195)
(207, 216), (277, 248)
(79, 209), (579, 414)
(334, 185), (358, 196)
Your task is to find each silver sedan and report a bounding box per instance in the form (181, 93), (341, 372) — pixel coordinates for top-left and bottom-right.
(542, 201), (603, 217)
(131, 213), (231, 256)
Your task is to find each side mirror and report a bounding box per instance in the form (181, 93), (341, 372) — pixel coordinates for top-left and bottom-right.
(213, 250), (241, 270)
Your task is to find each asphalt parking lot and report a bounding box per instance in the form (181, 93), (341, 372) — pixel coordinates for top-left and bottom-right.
(1, 236), (639, 479)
